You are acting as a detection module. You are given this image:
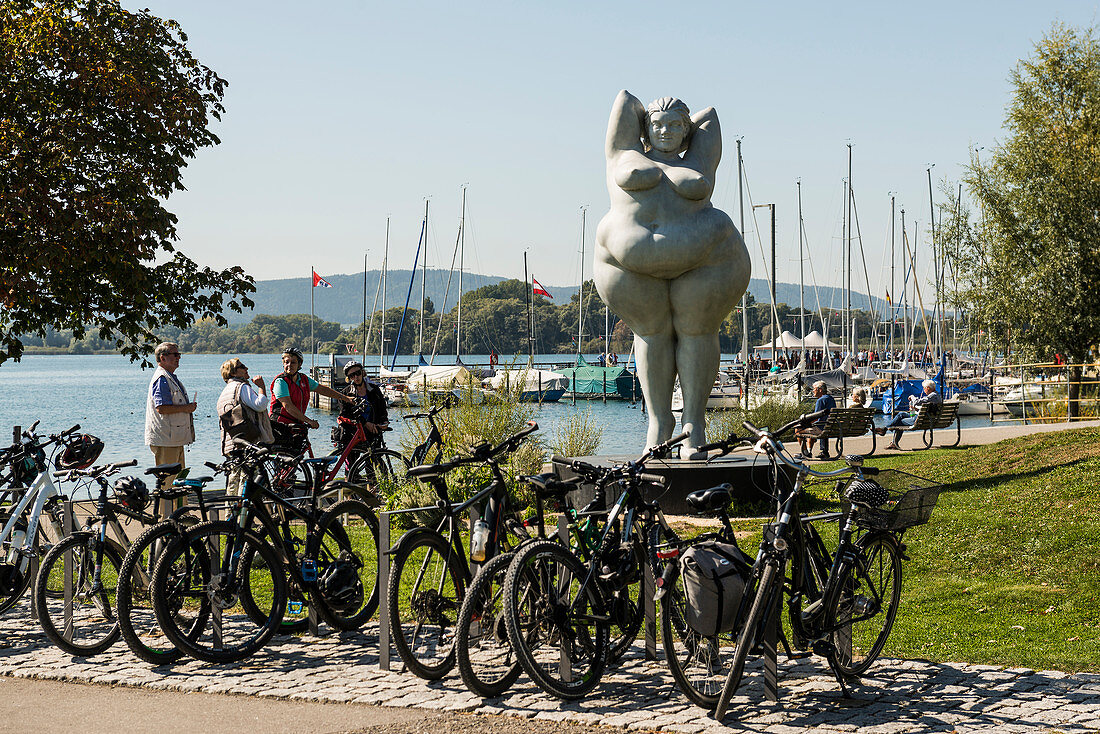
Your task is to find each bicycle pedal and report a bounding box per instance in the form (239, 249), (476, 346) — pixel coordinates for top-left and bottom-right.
(785, 651), (814, 660)
(287, 600), (304, 615)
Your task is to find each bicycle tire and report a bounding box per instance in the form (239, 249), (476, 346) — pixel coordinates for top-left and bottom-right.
(823, 534), (902, 676)
(117, 519), (208, 665)
(151, 520), (286, 664)
(348, 449), (410, 489)
(503, 539), (608, 700)
(715, 562), (779, 719)
(34, 532), (124, 656)
(387, 529), (465, 680)
(308, 499), (379, 630)
(456, 552), (523, 697)
(0, 538), (35, 615)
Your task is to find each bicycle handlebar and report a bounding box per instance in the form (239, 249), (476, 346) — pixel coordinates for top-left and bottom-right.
(638, 472), (667, 487)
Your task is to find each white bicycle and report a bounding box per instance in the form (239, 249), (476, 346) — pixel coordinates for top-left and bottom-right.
(0, 422), (97, 614)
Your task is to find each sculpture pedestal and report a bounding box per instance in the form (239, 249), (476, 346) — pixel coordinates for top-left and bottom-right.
(551, 453), (794, 515)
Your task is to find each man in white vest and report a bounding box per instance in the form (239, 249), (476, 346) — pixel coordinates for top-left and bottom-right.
(144, 342), (196, 490)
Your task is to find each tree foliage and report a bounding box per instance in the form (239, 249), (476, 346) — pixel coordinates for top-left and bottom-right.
(0, 0), (254, 364)
(961, 24), (1100, 366)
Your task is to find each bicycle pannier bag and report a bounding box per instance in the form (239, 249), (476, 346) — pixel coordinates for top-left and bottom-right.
(681, 540), (752, 636)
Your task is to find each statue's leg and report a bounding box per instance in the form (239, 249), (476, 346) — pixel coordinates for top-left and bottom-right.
(593, 254), (675, 448)
(670, 243), (750, 452)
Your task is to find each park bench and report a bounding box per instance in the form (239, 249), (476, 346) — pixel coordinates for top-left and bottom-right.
(795, 406), (878, 457)
(902, 401), (961, 449)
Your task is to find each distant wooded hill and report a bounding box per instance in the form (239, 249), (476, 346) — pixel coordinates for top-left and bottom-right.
(235, 270), (885, 324)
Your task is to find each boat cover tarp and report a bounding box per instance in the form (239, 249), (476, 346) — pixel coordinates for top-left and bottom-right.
(487, 368), (569, 392)
(404, 364), (476, 387)
(566, 355), (640, 399)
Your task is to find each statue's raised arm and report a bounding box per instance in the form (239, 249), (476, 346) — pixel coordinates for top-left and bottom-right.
(605, 89), (646, 157)
(683, 107), (721, 180)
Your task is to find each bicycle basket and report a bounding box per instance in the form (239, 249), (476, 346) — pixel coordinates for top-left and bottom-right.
(841, 469), (942, 531)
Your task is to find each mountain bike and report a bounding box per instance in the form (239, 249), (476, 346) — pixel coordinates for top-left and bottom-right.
(33, 458), (149, 655)
(386, 421), (538, 681)
(149, 443), (379, 663)
(116, 466), (224, 664)
(500, 429), (690, 700)
(0, 423), (84, 615)
(696, 414), (941, 719)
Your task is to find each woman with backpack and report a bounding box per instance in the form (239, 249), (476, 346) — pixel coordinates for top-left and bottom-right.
(217, 357), (275, 494)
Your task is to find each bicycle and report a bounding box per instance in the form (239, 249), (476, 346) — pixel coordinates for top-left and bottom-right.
(0, 423), (87, 615)
(116, 466), (224, 664)
(453, 471), (611, 697)
(33, 458), (149, 655)
(695, 413), (940, 719)
(385, 421), (539, 681)
(149, 443), (380, 663)
(500, 429), (690, 700)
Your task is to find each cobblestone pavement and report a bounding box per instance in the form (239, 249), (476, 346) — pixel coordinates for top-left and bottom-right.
(2, 602), (1098, 733)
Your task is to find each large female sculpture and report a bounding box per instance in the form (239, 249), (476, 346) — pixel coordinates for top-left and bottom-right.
(595, 90), (750, 452)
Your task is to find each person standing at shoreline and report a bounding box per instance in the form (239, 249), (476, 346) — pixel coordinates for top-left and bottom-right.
(144, 342), (196, 494)
(269, 346), (353, 451)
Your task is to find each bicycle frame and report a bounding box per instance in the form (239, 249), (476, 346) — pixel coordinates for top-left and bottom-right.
(0, 468), (68, 571)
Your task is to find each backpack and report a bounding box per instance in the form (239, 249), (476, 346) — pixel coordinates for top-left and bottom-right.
(680, 539), (753, 636)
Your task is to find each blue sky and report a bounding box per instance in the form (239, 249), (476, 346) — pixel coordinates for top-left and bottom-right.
(134, 0), (1099, 310)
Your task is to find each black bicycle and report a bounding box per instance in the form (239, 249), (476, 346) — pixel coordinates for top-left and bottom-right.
(149, 444), (380, 663)
(694, 414), (940, 719)
(500, 430), (689, 700)
(385, 421), (538, 681)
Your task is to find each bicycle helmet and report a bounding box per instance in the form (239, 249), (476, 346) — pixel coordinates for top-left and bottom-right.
(317, 551), (364, 614)
(55, 434), (104, 471)
(113, 476), (150, 512)
(282, 346), (304, 364)
(343, 360), (364, 378)
(845, 479), (889, 508)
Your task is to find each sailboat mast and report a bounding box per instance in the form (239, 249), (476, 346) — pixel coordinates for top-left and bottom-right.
(524, 250), (534, 367)
(901, 208), (909, 363)
(927, 166), (940, 361)
(380, 218), (389, 372)
(889, 196), (895, 362)
(797, 179), (805, 367)
(457, 186), (466, 363)
(846, 143), (853, 356)
(362, 251), (368, 362)
(737, 139), (748, 409)
(577, 206), (587, 358)
(419, 199), (428, 358)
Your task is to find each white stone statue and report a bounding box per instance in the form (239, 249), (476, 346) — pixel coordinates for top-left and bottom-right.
(594, 90), (751, 452)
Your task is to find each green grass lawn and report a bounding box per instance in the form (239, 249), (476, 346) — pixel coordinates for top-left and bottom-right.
(671, 427), (1100, 672)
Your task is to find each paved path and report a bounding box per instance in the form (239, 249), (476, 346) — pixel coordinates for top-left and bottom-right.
(832, 419), (1100, 456)
(2, 600), (1098, 733)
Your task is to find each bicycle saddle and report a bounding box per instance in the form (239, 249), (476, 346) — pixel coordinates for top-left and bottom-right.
(526, 473), (582, 500)
(407, 459), (460, 479)
(144, 463), (182, 479)
(685, 483), (734, 514)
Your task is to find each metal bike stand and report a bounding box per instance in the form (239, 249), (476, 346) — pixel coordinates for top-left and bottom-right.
(62, 499), (73, 641)
(209, 506), (222, 650)
(763, 589), (780, 702)
(556, 514), (571, 683)
(643, 549), (657, 661)
(378, 509), (392, 670)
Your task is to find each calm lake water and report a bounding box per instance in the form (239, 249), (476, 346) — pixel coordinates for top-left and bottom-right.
(0, 354), (652, 481)
(0, 353), (1006, 494)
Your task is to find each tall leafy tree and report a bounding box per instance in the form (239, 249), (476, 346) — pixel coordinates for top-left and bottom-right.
(0, 0), (253, 364)
(963, 23), (1100, 416)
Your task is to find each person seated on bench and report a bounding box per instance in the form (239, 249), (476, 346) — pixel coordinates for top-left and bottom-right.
(847, 386), (868, 408)
(875, 379), (941, 450)
(797, 381), (836, 460)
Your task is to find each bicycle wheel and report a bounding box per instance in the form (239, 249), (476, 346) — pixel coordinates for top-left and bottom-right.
(267, 453), (317, 502)
(349, 449), (409, 490)
(387, 530), (465, 680)
(824, 534), (902, 676)
(152, 520), (286, 664)
(309, 499), (379, 630)
(117, 519), (208, 665)
(456, 551), (522, 697)
(660, 567), (744, 710)
(503, 539), (608, 700)
(238, 519), (309, 634)
(603, 539), (643, 664)
(715, 562), (779, 720)
(34, 532), (123, 656)
(0, 528), (35, 615)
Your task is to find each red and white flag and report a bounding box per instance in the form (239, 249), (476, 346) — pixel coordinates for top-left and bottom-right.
(312, 269), (333, 288)
(532, 278), (552, 298)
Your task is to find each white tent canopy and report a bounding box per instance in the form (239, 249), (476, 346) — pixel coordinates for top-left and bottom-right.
(754, 330), (844, 353)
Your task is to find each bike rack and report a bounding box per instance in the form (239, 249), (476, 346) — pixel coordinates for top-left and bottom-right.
(62, 498), (72, 641)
